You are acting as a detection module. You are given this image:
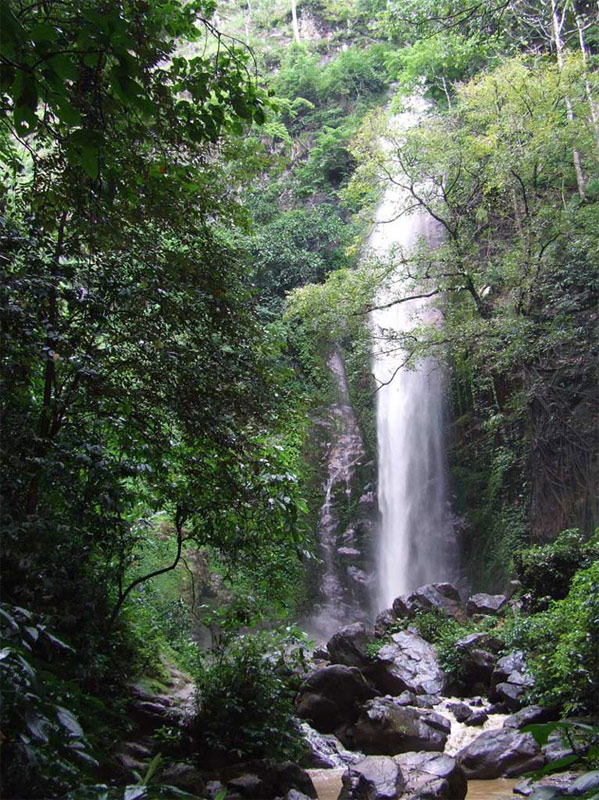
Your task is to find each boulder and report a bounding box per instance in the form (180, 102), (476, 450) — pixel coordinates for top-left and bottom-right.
(374, 609), (396, 638)
(447, 703), (473, 723)
(226, 763), (317, 800)
(456, 728), (544, 779)
(278, 792), (314, 800)
(464, 710), (488, 727)
(327, 622), (374, 670)
(296, 665), (378, 734)
(407, 583), (464, 621)
(349, 698), (450, 755)
(490, 650), (534, 711)
(339, 756), (405, 800)
(514, 773), (583, 797)
(395, 752), (467, 800)
(395, 691), (417, 707)
(466, 593), (508, 617)
(503, 705), (558, 730)
(159, 762), (205, 793)
(369, 630), (446, 696)
(453, 632), (504, 691)
(392, 595), (415, 619)
(299, 722), (362, 768)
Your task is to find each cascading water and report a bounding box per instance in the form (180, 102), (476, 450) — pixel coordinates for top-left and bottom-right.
(370, 110), (458, 611)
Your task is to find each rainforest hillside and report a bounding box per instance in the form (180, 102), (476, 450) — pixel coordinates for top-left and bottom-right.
(0, 0), (597, 797)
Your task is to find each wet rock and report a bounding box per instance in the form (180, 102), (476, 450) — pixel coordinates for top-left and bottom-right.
(339, 756), (404, 800)
(504, 705), (559, 730)
(392, 595), (415, 619)
(494, 681), (529, 712)
(299, 722), (362, 768)
(466, 593), (508, 617)
(263, 762), (317, 799)
(571, 770), (599, 795)
(160, 762), (205, 793)
(227, 774), (263, 797)
(338, 547), (362, 558)
(407, 583), (464, 621)
(490, 650), (534, 711)
(485, 702), (509, 715)
(369, 630), (446, 696)
(312, 646), (329, 661)
(327, 622), (374, 670)
(464, 710), (488, 727)
(395, 751), (467, 800)
(413, 694), (438, 709)
(349, 697), (450, 755)
(542, 730), (576, 764)
(278, 791), (313, 800)
(514, 773), (582, 797)
(396, 691), (417, 706)
(374, 609), (396, 638)
(447, 703), (472, 723)
(347, 567), (375, 590)
(296, 664), (378, 734)
(456, 728), (544, 779)
(453, 632), (504, 690)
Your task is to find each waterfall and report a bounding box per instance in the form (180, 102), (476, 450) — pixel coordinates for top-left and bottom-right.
(370, 113), (457, 611)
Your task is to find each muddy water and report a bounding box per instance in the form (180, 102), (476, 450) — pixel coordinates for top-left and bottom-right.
(467, 778), (518, 798)
(308, 768), (518, 800)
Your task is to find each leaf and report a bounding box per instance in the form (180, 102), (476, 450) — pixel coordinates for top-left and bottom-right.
(49, 55), (79, 81)
(79, 145), (99, 180)
(124, 787), (147, 800)
(522, 722), (561, 747)
(25, 711), (50, 743)
(56, 705), (84, 738)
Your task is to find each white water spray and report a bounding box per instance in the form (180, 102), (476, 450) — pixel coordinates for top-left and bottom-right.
(370, 110), (457, 611)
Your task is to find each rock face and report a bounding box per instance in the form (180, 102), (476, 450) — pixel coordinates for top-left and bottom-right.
(395, 752), (467, 800)
(369, 630), (446, 696)
(296, 665), (378, 734)
(339, 756), (405, 800)
(466, 593), (508, 617)
(456, 728), (544, 779)
(327, 622), (374, 670)
(349, 698), (450, 755)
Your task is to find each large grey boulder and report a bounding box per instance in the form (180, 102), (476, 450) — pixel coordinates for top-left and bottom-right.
(327, 622), (374, 670)
(407, 583), (465, 621)
(296, 665), (378, 734)
(349, 698), (450, 755)
(466, 593), (508, 617)
(456, 728), (544, 779)
(339, 756), (404, 800)
(369, 630), (446, 696)
(395, 752), (467, 800)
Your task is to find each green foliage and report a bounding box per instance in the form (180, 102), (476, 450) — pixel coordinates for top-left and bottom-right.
(506, 562), (599, 715)
(192, 630), (308, 762)
(0, 604), (97, 799)
(513, 529), (599, 611)
(524, 720), (599, 775)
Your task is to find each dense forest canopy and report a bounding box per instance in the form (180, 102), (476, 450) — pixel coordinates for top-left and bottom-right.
(1, 0), (597, 797)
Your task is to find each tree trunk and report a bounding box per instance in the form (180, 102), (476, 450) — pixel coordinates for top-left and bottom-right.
(552, 0), (586, 200)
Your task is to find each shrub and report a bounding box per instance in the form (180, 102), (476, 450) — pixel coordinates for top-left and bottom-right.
(192, 630), (307, 762)
(507, 561), (599, 715)
(513, 529), (599, 611)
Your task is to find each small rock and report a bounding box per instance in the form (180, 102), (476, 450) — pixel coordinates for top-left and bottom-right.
(465, 710), (488, 727)
(447, 703), (472, 723)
